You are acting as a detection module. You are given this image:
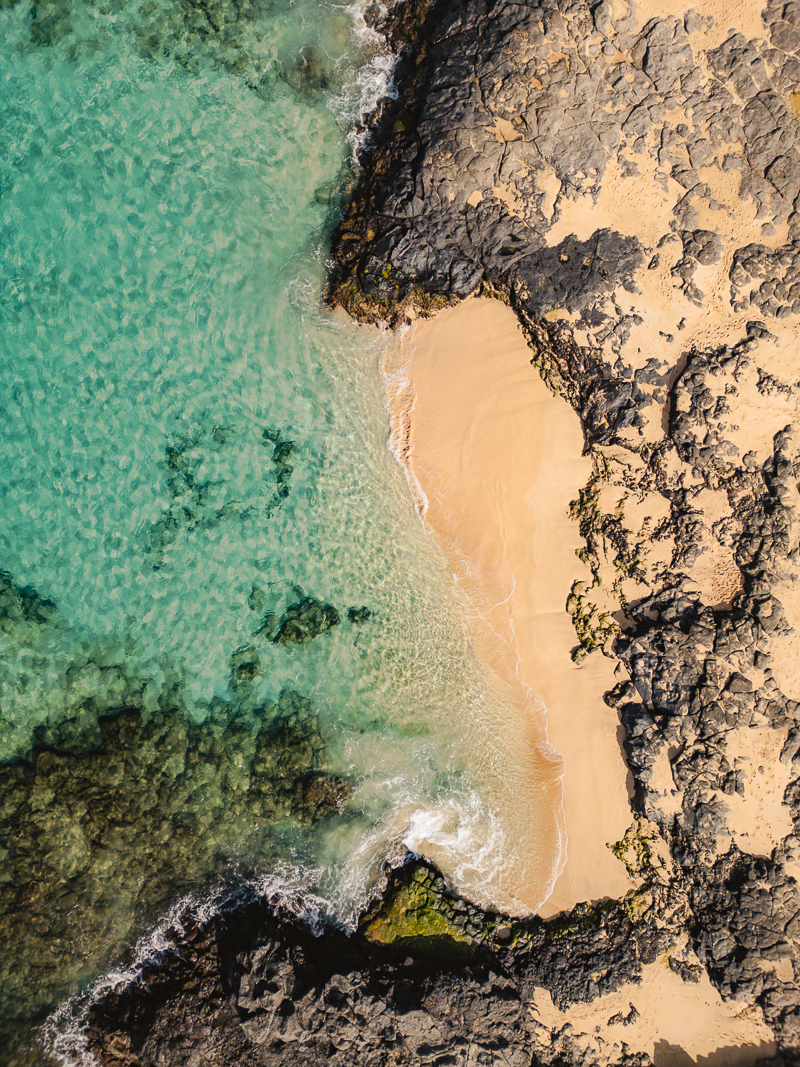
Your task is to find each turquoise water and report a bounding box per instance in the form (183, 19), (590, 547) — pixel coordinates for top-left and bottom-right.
(0, 0), (563, 1060)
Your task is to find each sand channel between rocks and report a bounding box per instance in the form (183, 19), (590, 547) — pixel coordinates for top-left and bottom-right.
(384, 296), (633, 916)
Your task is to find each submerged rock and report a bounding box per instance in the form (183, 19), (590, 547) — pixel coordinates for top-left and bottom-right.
(0, 688), (350, 1055)
(262, 429), (296, 508)
(0, 569), (59, 635)
(271, 596), (341, 646)
(294, 769), (350, 820)
(279, 46), (331, 102)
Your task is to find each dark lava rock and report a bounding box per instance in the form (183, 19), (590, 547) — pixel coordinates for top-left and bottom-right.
(77, 859), (670, 1067)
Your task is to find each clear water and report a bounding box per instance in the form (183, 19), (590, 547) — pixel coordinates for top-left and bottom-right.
(0, 0), (562, 1060)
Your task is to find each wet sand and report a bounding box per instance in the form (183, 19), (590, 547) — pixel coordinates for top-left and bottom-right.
(386, 296), (634, 915)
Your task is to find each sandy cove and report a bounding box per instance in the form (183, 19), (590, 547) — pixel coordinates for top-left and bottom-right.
(385, 295), (634, 916)
(382, 294), (780, 1062)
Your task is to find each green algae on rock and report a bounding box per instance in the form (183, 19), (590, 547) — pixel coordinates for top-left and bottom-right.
(361, 864), (475, 961)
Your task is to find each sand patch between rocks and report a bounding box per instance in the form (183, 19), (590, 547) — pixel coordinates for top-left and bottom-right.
(530, 957), (776, 1066)
(630, 0), (768, 49)
(386, 297), (634, 915)
(723, 726), (795, 858)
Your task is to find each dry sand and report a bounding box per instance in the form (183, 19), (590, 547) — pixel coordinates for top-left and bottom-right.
(531, 955), (777, 1066)
(723, 726), (795, 858)
(629, 0), (768, 47)
(386, 297), (634, 916)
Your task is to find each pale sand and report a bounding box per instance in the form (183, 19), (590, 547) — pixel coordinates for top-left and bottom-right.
(531, 956), (777, 1066)
(387, 297), (634, 915)
(723, 726), (795, 858)
(630, 0), (768, 47)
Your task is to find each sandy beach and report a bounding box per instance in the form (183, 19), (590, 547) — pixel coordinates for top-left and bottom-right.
(531, 958), (777, 1065)
(382, 293), (785, 1062)
(387, 296), (635, 915)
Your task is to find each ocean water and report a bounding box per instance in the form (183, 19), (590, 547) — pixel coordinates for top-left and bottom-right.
(0, 0), (563, 1061)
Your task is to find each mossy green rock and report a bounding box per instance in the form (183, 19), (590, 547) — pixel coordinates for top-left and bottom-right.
(362, 871), (474, 961)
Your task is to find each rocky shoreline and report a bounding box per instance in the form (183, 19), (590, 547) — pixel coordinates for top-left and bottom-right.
(79, 855), (675, 1067)
(66, 0), (800, 1063)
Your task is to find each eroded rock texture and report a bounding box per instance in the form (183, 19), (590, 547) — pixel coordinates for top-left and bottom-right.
(79, 862), (683, 1067)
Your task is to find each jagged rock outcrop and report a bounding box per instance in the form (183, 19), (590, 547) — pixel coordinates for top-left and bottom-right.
(79, 861), (682, 1067)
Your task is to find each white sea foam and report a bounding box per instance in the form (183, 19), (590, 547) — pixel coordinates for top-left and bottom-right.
(404, 798), (511, 886)
(40, 869), (332, 1067)
(381, 330), (432, 523)
(332, 1), (398, 156)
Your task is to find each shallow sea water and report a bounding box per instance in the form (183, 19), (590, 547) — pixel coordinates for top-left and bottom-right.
(0, 0), (563, 1060)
